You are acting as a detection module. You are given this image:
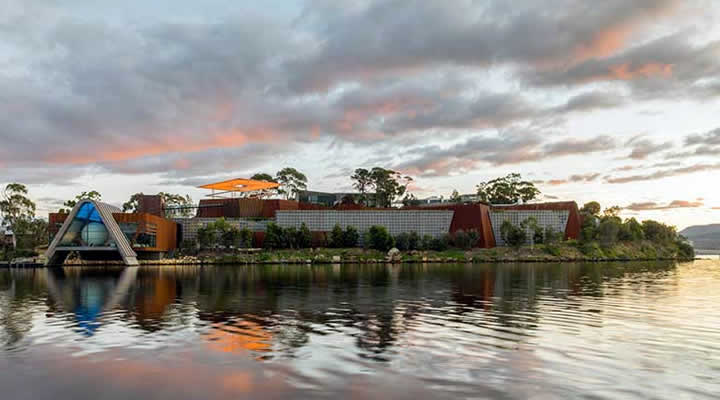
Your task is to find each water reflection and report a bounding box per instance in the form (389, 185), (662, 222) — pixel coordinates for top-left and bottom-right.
(1, 261), (718, 399)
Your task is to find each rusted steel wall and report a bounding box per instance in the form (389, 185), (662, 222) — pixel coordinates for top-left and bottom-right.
(410, 204), (496, 248)
(260, 200), (300, 218)
(138, 195), (164, 217)
(113, 213), (178, 252)
(490, 202), (581, 240)
(48, 213), (69, 240)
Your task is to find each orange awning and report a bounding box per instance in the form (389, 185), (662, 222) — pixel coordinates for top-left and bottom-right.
(198, 178), (280, 193)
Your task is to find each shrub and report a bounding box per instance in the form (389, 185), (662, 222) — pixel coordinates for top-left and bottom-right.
(297, 223), (312, 248)
(543, 227), (562, 244)
(221, 226), (241, 248)
(520, 217), (543, 244)
(579, 215), (598, 243)
(642, 220), (677, 243)
(420, 234), (434, 251)
(197, 225), (218, 249)
(366, 225), (395, 251)
(263, 223), (286, 249)
(500, 220), (526, 248)
(330, 224), (344, 248)
(676, 240), (695, 260)
(239, 227), (253, 248)
(451, 230), (479, 250)
(431, 234), (451, 251)
(597, 218), (621, 247)
(395, 232), (410, 251)
(342, 226), (359, 247)
(407, 231), (420, 250)
(619, 218), (644, 242)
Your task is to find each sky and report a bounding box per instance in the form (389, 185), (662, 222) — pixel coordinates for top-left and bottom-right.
(1, 0), (720, 229)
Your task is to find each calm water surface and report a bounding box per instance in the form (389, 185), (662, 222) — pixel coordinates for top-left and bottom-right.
(1, 261), (719, 399)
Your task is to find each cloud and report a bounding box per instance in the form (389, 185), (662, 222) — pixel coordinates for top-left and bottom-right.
(626, 138), (672, 159)
(394, 133), (616, 177)
(542, 173), (602, 185)
(606, 163), (720, 184)
(624, 200), (704, 211)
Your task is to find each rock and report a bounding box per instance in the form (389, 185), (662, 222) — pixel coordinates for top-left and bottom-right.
(332, 255), (341, 262)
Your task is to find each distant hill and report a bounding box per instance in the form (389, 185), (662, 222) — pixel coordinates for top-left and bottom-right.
(680, 224), (720, 251)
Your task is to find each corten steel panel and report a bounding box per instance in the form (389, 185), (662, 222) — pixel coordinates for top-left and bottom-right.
(491, 202), (581, 240)
(197, 199), (234, 218)
(48, 213), (69, 239)
(113, 213), (178, 252)
(407, 204), (496, 248)
(138, 195), (164, 217)
(236, 199), (265, 217)
(261, 200), (300, 218)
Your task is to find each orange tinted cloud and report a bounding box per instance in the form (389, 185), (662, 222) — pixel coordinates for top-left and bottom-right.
(608, 63), (674, 80)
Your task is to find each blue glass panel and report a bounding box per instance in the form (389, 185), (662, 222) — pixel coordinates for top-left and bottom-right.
(75, 202), (103, 223)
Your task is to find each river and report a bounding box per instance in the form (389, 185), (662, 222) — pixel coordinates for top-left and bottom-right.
(1, 261), (719, 399)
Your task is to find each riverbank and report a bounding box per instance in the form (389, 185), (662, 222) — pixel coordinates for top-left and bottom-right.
(43, 240), (694, 266)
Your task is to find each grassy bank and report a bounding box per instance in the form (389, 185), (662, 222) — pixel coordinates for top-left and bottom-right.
(119, 240), (694, 266)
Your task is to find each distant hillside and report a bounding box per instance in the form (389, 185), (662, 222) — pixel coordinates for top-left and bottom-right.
(680, 224), (720, 250)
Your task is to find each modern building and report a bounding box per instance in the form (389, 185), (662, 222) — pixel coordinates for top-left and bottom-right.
(44, 178), (583, 266)
(46, 200), (177, 266)
(296, 190), (376, 207)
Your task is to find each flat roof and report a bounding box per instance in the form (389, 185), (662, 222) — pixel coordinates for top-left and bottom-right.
(198, 178), (280, 194)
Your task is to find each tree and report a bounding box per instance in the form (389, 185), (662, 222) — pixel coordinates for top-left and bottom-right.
(0, 184), (36, 249)
(123, 192), (193, 217)
(351, 167), (413, 207)
(365, 225), (395, 251)
(580, 201), (602, 216)
(61, 190), (102, 213)
(642, 220), (677, 243)
(330, 224), (344, 248)
(251, 173), (276, 182)
(603, 205), (621, 218)
(619, 218), (644, 242)
(500, 220), (526, 248)
(343, 226), (359, 247)
(275, 168), (308, 200)
(449, 189), (461, 203)
(476, 173), (540, 204)
(402, 193), (421, 207)
(597, 218), (621, 247)
(159, 192), (193, 217)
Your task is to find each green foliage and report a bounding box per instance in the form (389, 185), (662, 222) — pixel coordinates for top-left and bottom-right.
(263, 223), (286, 249)
(351, 167), (413, 207)
(500, 220), (526, 248)
(544, 227), (562, 244)
(420, 234), (434, 251)
(240, 228), (254, 248)
(597, 218), (621, 247)
(676, 239), (695, 260)
(365, 225), (395, 251)
(330, 224), (359, 247)
(330, 224), (344, 248)
(0, 183), (37, 249)
(122, 192), (193, 217)
(451, 230), (479, 250)
(603, 205), (621, 218)
(407, 231), (420, 250)
(449, 189), (461, 203)
(250, 173), (276, 182)
(520, 217), (544, 244)
(61, 190), (102, 213)
(262, 222), (311, 249)
(342, 226), (359, 247)
(642, 220), (677, 243)
(579, 215), (598, 243)
(619, 218), (644, 242)
(395, 232), (411, 251)
(275, 167), (308, 200)
(580, 201), (601, 216)
(475, 173), (540, 204)
(431, 234), (451, 251)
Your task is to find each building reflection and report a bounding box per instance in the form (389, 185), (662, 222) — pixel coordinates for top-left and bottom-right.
(1, 261), (679, 357)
